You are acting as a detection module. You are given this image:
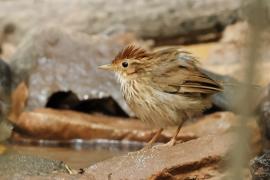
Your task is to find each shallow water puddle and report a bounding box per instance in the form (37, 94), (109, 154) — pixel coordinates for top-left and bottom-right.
(6, 143), (132, 169)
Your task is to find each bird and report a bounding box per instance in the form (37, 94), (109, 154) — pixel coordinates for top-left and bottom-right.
(99, 45), (223, 147)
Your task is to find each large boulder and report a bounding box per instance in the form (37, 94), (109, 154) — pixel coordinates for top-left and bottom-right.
(0, 0), (247, 45)
(9, 26), (144, 115)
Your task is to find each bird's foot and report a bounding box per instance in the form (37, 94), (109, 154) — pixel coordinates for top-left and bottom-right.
(139, 142), (155, 152)
(153, 122), (185, 149)
(139, 128), (164, 151)
(165, 137), (177, 146)
(152, 138), (183, 150)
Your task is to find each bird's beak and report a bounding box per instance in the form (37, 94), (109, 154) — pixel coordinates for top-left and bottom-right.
(98, 64), (114, 71)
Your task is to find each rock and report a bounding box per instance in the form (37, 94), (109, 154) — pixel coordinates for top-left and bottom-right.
(9, 26), (146, 116)
(250, 152), (270, 180)
(86, 133), (234, 179)
(10, 109), (261, 155)
(0, 121), (12, 142)
(0, 0), (245, 45)
(10, 108), (172, 142)
(0, 58), (12, 141)
(182, 112), (261, 155)
(2, 132), (246, 179)
(9, 82), (28, 122)
(2, 174), (96, 180)
(0, 59), (11, 114)
(257, 84), (270, 150)
(204, 22), (270, 86)
(47, 93), (128, 117)
(0, 154), (69, 177)
(0, 23), (16, 61)
(208, 22), (270, 65)
(0, 42), (16, 61)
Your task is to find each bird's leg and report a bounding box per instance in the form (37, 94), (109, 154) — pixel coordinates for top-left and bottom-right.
(165, 112), (191, 146)
(147, 128), (164, 145)
(152, 121), (185, 149)
(165, 121), (184, 146)
(142, 128), (163, 149)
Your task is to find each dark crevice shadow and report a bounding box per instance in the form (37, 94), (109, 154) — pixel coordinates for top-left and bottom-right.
(45, 91), (128, 118)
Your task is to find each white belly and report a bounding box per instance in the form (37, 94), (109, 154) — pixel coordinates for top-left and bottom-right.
(121, 80), (209, 128)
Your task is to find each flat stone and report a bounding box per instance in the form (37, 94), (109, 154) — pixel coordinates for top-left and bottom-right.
(86, 133), (234, 179)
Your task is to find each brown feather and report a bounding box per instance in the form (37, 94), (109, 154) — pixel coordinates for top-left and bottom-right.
(104, 46), (223, 127)
(112, 45), (150, 64)
(151, 48), (223, 96)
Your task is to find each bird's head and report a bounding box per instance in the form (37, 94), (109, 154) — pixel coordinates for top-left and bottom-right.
(99, 45), (152, 81)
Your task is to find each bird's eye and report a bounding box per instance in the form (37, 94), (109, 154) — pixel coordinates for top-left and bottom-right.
(122, 61), (128, 68)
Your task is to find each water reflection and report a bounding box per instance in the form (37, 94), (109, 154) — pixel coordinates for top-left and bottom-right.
(7, 139), (144, 169)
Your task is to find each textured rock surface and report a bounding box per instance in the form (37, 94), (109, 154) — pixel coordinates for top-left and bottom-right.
(0, 0), (244, 45)
(9, 82), (28, 122)
(257, 84), (270, 150)
(0, 23), (16, 60)
(10, 109), (262, 155)
(9, 27), (145, 115)
(0, 59), (11, 115)
(250, 152), (270, 180)
(0, 174), (95, 180)
(204, 22), (270, 86)
(10, 108), (174, 142)
(1, 134), (234, 179)
(0, 154), (68, 177)
(86, 133), (233, 179)
(0, 59), (12, 141)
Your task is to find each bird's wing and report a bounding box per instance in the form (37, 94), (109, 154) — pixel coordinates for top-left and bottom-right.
(151, 49), (223, 95)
